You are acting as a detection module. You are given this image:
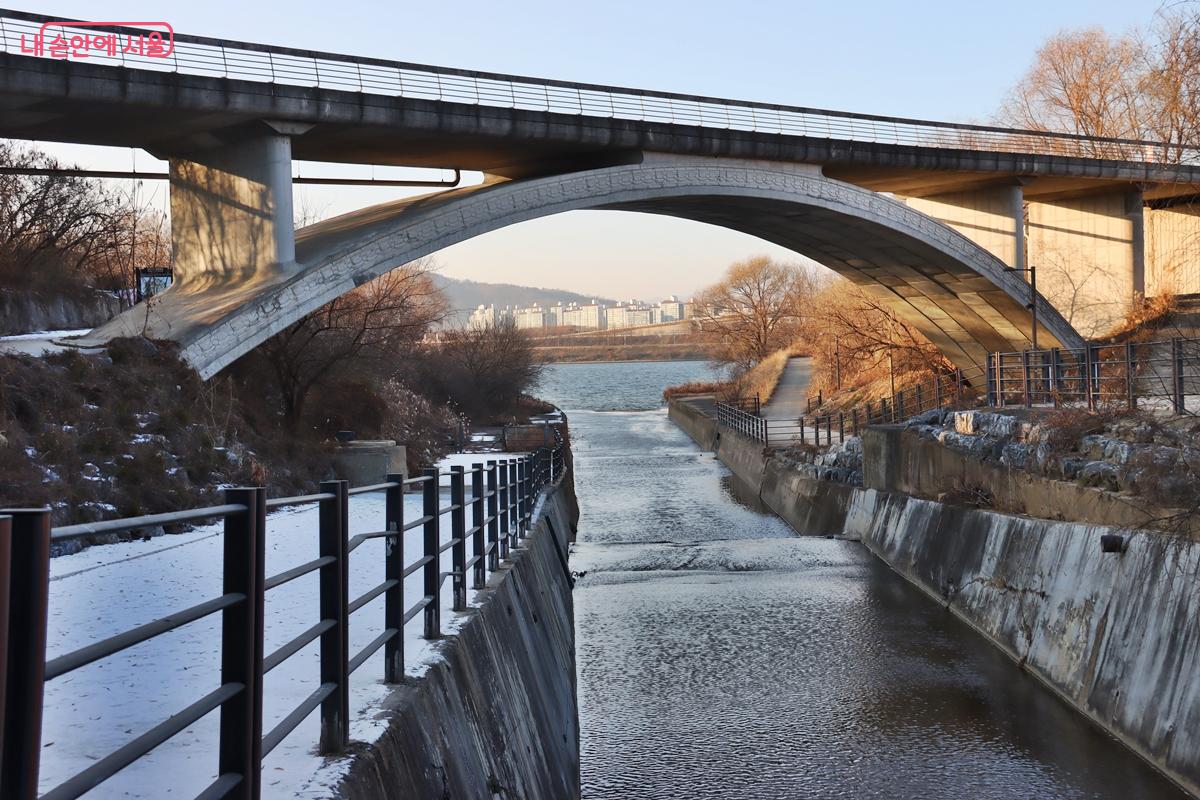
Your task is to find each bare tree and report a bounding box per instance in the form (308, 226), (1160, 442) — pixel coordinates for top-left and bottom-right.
(694, 255), (824, 371)
(252, 258), (448, 427)
(420, 318), (545, 419)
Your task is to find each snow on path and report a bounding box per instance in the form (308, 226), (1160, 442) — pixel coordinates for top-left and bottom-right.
(41, 455), (519, 798)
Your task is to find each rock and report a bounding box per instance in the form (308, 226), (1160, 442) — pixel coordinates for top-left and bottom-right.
(1059, 458), (1087, 481)
(1078, 461), (1121, 492)
(954, 411), (979, 435)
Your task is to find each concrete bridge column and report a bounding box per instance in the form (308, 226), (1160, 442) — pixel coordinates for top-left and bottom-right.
(166, 123), (305, 291)
(1146, 199), (1200, 298)
(1025, 190), (1144, 338)
(903, 182), (1026, 270)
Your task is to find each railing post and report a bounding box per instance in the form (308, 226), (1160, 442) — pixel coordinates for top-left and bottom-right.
(955, 369), (964, 407)
(422, 468), (441, 639)
(517, 458), (528, 538)
(1049, 348), (1061, 406)
(838, 411), (845, 442)
(851, 408), (859, 435)
(897, 390), (905, 420)
(1084, 344), (1096, 412)
(1173, 338), (1185, 415)
(496, 460), (510, 560)
(384, 473), (405, 683)
(933, 375), (942, 409)
(317, 480), (348, 754)
(471, 464), (486, 589)
(1021, 349), (1032, 407)
(799, 415), (805, 444)
(986, 353), (996, 407)
(450, 466), (467, 612)
(915, 383), (923, 412)
(0, 508), (50, 800)
(487, 461), (502, 568)
(762, 417), (769, 446)
(219, 487), (265, 797)
(1125, 340), (1137, 410)
(866, 401), (873, 424)
(508, 461), (519, 550)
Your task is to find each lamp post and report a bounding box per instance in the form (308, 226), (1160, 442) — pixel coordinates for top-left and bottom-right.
(1004, 265), (1038, 353)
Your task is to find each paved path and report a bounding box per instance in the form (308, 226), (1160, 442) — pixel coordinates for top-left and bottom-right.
(762, 357), (813, 421)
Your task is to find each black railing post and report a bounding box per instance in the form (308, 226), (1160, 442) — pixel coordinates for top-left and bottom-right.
(1, 508), (50, 800)
(487, 460), (502, 566)
(799, 415), (805, 444)
(824, 413), (832, 445)
(508, 460), (519, 550)
(450, 467), (467, 612)
(1084, 344), (1096, 412)
(517, 458), (528, 538)
(955, 369), (964, 407)
(1049, 348), (1061, 406)
(384, 473), (405, 683)
(496, 459), (510, 560)
(317, 480), (348, 754)
(986, 353), (996, 407)
(219, 487), (265, 797)
(1125, 341), (1137, 410)
(422, 468), (441, 639)
(1022, 349), (1032, 407)
(1173, 338), (1185, 415)
(852, 408), (859, 435)
(838, 411), (845, 443)
(934, 375), (942, 409)
(472, 464), (486, 589)
(866, 401), (873, 424)
(897, 390), (905, 420)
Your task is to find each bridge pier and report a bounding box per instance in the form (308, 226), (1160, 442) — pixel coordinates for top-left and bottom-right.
(904, 182), (1027, 271)
(1025, 190), (1145, 337)
(1146, 199), (1200, 300)
(167, 125), (303, 291)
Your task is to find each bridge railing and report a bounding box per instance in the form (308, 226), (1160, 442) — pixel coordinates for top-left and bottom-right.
(1, 9), (1197, 167)
(0, 441), (567, 800)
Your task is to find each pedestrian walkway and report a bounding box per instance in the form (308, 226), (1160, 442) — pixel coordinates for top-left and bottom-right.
(761, 357), (812, 421)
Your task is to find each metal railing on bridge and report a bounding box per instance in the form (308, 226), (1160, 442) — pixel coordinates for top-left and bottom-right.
(0, 441), (567, 800)
(1, 10), (1198, 167)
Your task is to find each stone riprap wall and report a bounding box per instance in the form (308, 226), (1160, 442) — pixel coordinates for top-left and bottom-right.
(0, 290), (121, 335)
(335, 485), (579, 800)
(668, 398), (1200, 796)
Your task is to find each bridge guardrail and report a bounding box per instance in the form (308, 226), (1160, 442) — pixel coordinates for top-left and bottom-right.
(1, 10), (1197, 167)
(0, 441), (567, 800)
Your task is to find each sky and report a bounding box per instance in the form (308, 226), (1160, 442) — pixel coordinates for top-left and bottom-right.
(13, 0), (1168, 300)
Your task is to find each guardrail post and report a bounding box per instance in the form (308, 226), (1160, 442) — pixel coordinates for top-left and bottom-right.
(1, 508), (50, 800)
(838, 411), (845, 443)
(384, 473), (405, 683)
(219, 487), (265, 797)
(471, 464), (486, 589)
(955, 369), (964, 407)
(1125, 341), (1137, 410)
(1084, 344), (1096, 412)
(934, 375), (942, 409)
(1173, 338), (1185, 415)
(897, 390), (905, 420)
(1021, 350), (1032, 407)
(317, 480), (348, 754)
(762, 417), (769, 446)
(1049, 348), (1061, 406)
(986, 353), (996, 406)
(799, 415), (805, 444)
(450, 467), (467, 612)
(422, 468), (441, 639)
(851, 408), (859, 435)
(865, 401), (873, 424)
(508, 461), (519, 550)
(517, 459), (528, 538)
(487, 461), (502, 566)
(496, 460), (510, 559)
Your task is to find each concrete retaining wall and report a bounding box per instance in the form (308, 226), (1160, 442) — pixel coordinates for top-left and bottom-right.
(335, 485), (579, 800)
(666, 396), (718, 451)
(668, 399), (1200, 796)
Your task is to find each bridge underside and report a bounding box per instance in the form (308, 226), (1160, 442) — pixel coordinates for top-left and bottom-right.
(76, 159), (1081, 378)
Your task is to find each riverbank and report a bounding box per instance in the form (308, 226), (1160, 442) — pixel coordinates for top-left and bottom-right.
(668, 395), (1200, 798)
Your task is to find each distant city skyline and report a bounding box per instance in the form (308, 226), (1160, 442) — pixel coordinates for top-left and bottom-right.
(13, 0), (1164, 299)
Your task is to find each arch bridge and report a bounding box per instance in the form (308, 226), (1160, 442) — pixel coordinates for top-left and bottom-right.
(3, 10), (1200, 375)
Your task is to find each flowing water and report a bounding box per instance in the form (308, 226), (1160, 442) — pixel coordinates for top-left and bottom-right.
(537, 360), (1189, 800)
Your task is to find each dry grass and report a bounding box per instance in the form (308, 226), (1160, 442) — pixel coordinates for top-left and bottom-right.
(732, 349), (791, 403)
(662, 380), (732, 401)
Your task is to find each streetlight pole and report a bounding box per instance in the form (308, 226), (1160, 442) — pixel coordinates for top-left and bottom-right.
(1004, 265), (1038, 353)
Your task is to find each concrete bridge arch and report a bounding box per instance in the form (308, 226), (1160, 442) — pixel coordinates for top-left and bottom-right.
(83, 159), (1083, 378)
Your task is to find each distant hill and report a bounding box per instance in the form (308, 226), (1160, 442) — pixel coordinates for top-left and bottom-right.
(434, 275), (618, 325)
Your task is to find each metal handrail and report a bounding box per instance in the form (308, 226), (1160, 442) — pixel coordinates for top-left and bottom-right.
(0, 9), (1196, 166)
(2, 430), (571, 800)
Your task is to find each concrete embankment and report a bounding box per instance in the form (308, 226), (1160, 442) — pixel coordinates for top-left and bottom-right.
(668, 397), (1200, 797)
(335, 485), (580, 800)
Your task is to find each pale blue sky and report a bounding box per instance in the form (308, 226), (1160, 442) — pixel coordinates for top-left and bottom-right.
(18, 0), (1166, 299)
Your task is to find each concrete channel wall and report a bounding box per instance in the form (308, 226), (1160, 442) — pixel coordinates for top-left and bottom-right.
(335, 485), (580, 800)
(668, 398), (1200, 797)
